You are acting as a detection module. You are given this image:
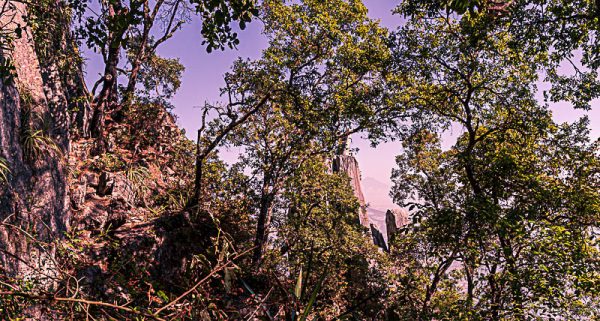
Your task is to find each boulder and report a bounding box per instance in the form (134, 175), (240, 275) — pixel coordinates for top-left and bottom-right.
(111, 173), (135, 204)
(386, 208), (409, 244)
(81, 201), (109, 232)
(70, 176), (87, 210)
(97, 172), (113, 196)
(97, 172), (135, 205)
(105, 199), (128, 231)
(84, 172), (99, 187)
(80, 197), (128, 233)
(370, 224), (387, 251)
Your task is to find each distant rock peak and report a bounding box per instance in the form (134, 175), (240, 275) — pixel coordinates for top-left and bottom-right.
(332, 154), (370, 228)
(386, 208), (409, 245)
(331, 139), (409, 250)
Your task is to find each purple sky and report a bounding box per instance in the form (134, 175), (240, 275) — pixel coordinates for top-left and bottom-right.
(83, 1), (599, 212)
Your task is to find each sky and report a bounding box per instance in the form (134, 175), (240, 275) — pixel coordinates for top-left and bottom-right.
(82, 1), (600, 213)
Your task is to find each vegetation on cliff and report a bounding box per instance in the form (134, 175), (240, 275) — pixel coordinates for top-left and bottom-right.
(0, 0), (598, 320)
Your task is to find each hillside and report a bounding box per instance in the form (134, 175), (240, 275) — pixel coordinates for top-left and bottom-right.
(0, 0), (599, 320)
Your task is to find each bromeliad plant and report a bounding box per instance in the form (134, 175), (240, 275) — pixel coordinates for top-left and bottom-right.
(125, 164), (151, 203)
(19, 101), (62, 162)
(21, 128), (62, 162)
(0, 157), (9, 183)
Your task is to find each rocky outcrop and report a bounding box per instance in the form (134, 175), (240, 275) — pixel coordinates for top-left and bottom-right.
(370, 224), (387, 251)
(0, 1), (70, 279)
(333, 153), (370, 228)
(386, 208), (408, 244)
(97, 172), (135, 204)
(331, 138), (407, 251)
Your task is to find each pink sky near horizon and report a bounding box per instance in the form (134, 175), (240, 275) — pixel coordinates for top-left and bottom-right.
(82, 1), (599, 212)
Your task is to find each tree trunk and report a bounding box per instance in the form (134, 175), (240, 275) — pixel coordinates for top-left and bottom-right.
(90, 1), (127, 154)
(190, 128), (206, 208)
(488, 263), (501, 320)
(124, 58), (142, 102)
(122, 24), (150, 105)
(252, 187), (276, 264)
(91, 43), (119, 149)
(64, 32), (92, 139)
(498, 232), (525, 319)
(70, 60), (92, 138)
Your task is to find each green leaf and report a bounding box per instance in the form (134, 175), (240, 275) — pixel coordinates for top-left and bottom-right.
(300, 267), (328, 321)
(294, 267), (303, 299)
(156, 290), (169, 303)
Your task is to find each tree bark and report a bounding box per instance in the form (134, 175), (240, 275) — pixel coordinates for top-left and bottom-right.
(91, 42), (119, 151)
(253, 189), (276, 265)
(90, 0), (128, 154)
(190, 93), (271, 207)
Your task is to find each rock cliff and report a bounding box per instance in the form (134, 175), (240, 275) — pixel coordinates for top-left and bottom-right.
(330, 138), (408, 250)
(0, 4), (203, 311)
(332, 148), (370, 228)
(385, 208), (409, 245)
(0, 1), (70, 279)
(370, 223), (387, 251)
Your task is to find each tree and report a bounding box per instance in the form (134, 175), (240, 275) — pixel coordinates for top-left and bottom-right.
(228, 99), (345, 264)
(121, 0), (191, 104)
(192, 0), (396, 264)
(387, 14), (600, 320)
(398, 0), (600, 110)
(274, 157), (389, 319)
(81, 0), (259, 152)
(190, 58), (274, 208)
(125, 49), (185, 109)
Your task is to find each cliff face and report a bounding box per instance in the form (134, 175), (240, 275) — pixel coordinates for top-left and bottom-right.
(0, 0), (197, 301)
(333, 154), (370, 228)
(331, 142), (409, 250)
(386, 208), (408, 244)
(370, 223), (387, 251)
(0, 1), (70, 279)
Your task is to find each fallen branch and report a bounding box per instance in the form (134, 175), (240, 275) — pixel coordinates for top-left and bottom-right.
(154, 246), (256, 316)
(245, 286), (274, 321)
(0, 291), (165, 321)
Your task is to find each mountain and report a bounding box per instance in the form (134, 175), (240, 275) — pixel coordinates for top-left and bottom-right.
(362, 176), (396, 212)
